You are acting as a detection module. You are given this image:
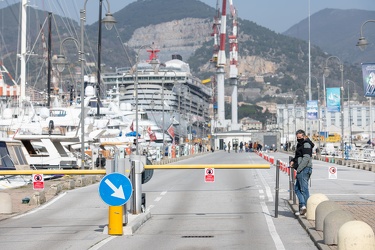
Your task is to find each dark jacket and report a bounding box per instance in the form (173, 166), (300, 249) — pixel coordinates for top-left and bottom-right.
(292, 138), (314, 173)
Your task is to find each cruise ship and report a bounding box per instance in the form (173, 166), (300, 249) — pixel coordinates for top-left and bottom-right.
(102, 52), (213, 143)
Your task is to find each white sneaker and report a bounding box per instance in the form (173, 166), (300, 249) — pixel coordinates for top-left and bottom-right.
(295, 206), (307, 216)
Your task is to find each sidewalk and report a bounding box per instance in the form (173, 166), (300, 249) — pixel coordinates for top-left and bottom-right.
(261, 150), (375, 249)
(288, 200), (375, 250)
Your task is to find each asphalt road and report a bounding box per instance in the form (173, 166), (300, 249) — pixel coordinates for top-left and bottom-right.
(0, 151), (320, 250)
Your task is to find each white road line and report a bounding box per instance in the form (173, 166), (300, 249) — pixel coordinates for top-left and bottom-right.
(154, 197), (162, 202)
(147, 205), (155, 211)
(160, 191), (167, 195)
(12, 192), (67, 219)
(314, 178), (375, 183)
(256, 170), (274, 202)
(325, 193), (375, 196)
(88, 236), (117, 250)
(260, 195), (265, 200)
(260, 201), (285, 250)
(259, 189), (264, 194)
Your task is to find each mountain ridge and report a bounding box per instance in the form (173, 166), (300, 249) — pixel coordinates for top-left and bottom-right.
(0, 1), (365, 104)
(283, 8), (375, 64)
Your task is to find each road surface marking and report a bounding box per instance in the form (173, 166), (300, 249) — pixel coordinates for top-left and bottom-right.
(256, 170), (274, 202)
(154, 197), (162, 202)
(260, 201), (285, 250)
(12, 192), (67, 219)
(89, 236), (117, 250)
(160, 191), (167, 195)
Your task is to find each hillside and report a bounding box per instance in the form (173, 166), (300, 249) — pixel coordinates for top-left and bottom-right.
(284, 8), (375, 65)
(0, 1), (365, 106)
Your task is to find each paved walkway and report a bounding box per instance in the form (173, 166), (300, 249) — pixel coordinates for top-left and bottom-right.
(288, 200), (375, 250)
(261, 150), (375, 250)
(337, 201), (375, 232)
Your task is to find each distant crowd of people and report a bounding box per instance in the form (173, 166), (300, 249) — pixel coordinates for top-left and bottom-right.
(223, 141), (277, 153)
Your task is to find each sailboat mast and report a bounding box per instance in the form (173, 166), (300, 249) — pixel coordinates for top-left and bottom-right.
(20, 0), (27, 107)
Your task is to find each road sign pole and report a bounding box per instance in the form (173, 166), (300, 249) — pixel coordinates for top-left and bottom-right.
(275, 160), (280, 218)
(130, 155), (145, 214)
(108, 205), (123, 235)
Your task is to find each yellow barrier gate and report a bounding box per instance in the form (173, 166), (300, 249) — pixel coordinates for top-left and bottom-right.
(1, 163), (270, 236)
(0, 164), (269, 175)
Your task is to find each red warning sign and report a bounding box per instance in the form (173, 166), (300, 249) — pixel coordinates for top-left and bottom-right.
(33, 174), (45, 190)
(205, 168), (215, 182)
(329, 167), (336, 174)
(328, 166), (337, 179)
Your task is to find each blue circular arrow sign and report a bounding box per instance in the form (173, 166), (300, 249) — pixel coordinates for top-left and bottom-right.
(98, 173), (133, 206)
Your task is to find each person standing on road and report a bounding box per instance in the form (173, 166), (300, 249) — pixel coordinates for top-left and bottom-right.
(239, 141), (244, 152)
(290, 129), (314, 216)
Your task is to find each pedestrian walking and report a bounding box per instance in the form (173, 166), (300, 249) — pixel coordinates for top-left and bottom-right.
(228, 141), (231, 153)
(239, 141), (244, 152)
(223, 142), (227, 151)
(290, 129), (314, 216)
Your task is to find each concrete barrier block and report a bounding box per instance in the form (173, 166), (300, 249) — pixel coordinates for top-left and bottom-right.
(48, 183), (63, 195)
(86, 176), (94, 184)
(93, 175), (99, 182)
(306, 193), (329, 221)
(338, 220), (375, 250)
(323, 210), (354, 245)
(75, 177), (89, 187)
(366, 164), (373, 171)
(29, 191), (46, 205)
(0, 192), (12, 214)
(315, 200), (342, 231)
(64, 180), (75, 190)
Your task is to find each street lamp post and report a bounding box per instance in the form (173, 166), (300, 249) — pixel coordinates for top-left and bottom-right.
(160, 70), (177, 155)
(294, 89), (306, 132)
(345, 80), (357, 145)
(58, 0), (114, 168)
(162, 75), (165, 153)
(171, 81), (182, 143)
(284, 97), (293, 150)
(324, 55), (344, 158)
(53, 37), (84, 168)
(92, 0), (116, 117)
(356, 20), (375, 50)
(356, 20), (375, 145)
(133, 45), (158, 155)
(306, 76), (321, 151)
(130, 46), (158, 215)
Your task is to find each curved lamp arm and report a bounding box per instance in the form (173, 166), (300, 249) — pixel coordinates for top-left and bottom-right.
(357, 20), (375, 50)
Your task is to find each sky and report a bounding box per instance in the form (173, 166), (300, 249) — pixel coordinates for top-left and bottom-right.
(0, 0), (374, 33)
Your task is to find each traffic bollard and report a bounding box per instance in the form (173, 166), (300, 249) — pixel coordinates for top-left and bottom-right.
(108, 206), (123, 235)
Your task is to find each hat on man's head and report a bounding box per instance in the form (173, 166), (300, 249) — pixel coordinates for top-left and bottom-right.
(295, 129), (306, 135)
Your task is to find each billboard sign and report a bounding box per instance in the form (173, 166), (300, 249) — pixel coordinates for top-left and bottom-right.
(326, 88), (341, 112)
(306, 100), (318, 120)
(361, 63), (375, 97)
